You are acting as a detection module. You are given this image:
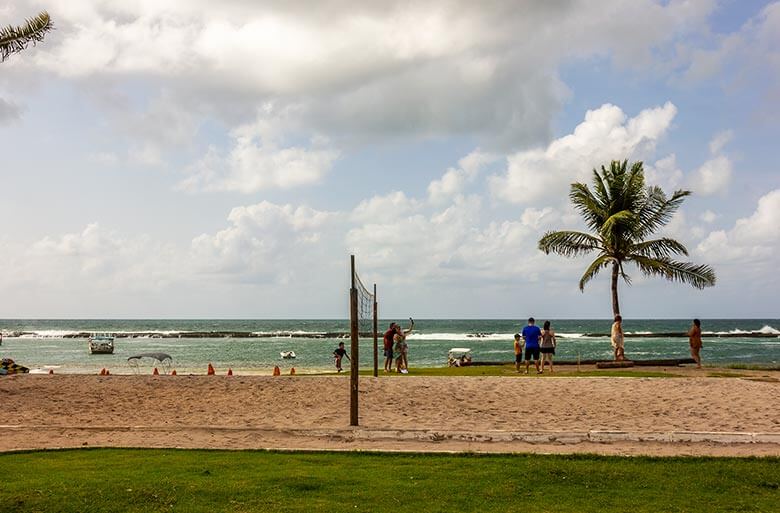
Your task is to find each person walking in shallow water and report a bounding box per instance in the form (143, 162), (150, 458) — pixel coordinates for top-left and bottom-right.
(539, 320), (556, 373)
(688, 318), (703, 368)
(611, 315), (625, 361)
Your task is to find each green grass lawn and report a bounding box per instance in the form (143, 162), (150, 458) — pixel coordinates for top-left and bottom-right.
(1, 450), (777, 512)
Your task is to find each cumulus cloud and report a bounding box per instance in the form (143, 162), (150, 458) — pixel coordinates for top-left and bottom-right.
(427, 150), (496, 204)
(191, 201), (341, 282)
(489, 102), (678, 205)
(179, 124), (340, 193)
(690, 155), (732, 196)
(697, 189), (780, 263)
(3, 0), (718, 155)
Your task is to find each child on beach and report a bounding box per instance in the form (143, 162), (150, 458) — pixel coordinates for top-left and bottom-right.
(333, 342), (349, 372)
(513, 334), (523, 372)
(688, 318), (703, 368)
(539, 320), (556, 373)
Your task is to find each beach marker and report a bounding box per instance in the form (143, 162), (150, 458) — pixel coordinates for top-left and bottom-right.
(290, 367), (296, 375)
(99, 368), (106, 376)
(48, 369), (54, 375)
(153, 367), (159, 375)
(227, 368), (233, 376)
(105, 369), (110, 375)
(171, 369), (177, 376)
(273, 366), (281, 376)
(207, 363), (216, 375)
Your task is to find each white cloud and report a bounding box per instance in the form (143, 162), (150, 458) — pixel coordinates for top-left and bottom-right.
(645, 154), (683, 190)
(697, 189), (780, 263)
(191, 201), (341, 282)
(699, 210), (718, 224)
(489, 102), (678, 205)
(180, 130), (340, 193)
(690, 155), (732, 196)
(427, 150), (496, 204)
(709, 130), (734, 154)
(3, 0), (717, 151)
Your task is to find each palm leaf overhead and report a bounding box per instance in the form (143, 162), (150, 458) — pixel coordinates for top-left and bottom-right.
(538, 159), (716, 316)
(1, 11), (53, 63)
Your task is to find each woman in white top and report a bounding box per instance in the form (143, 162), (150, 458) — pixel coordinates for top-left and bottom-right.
(611, 315), (625, 361)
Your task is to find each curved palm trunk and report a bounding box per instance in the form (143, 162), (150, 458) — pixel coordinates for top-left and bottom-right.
(611, 262), (620, 317)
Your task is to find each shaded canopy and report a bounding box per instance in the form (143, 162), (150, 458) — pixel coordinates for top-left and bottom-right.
(127, 352), (172, 363)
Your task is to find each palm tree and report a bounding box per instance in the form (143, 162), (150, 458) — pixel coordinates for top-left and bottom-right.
(538, 160), (715, 316)
(1, 11), (52, 63)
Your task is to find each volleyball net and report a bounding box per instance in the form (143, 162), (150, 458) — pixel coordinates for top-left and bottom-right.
(348, 255), (378, 426)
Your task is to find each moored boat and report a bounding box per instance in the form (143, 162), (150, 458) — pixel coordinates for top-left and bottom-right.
(88, 334), (115, 354)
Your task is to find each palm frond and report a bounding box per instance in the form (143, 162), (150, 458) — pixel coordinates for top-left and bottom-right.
(578, 253), (613, 291)
(569, 182), (606, 231)
(538, 230), (602, 257)
(635, 187), (691, 238)
(632, 255), (716, 289)
(600, 209), (635, 239)
(1, 11), (52, 63)
(630, 238), (689, 259)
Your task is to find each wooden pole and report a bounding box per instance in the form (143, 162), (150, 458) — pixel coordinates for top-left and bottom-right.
(349, 255), (359, 426)
(373, 283), (378, 378)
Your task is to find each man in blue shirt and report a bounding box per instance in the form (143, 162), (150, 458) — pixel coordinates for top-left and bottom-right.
(521, 317), (542, 374)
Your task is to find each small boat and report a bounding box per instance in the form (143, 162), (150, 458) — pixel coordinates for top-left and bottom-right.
(447, 347), (472, 367)
(89, 334), (115, 354)
(280, 351), (296, 359)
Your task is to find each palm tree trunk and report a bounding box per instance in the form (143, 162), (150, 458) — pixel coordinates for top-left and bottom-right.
(611, 262), (620, 317)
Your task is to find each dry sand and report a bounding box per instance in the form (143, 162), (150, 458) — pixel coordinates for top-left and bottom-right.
(1, 373), (778, 456)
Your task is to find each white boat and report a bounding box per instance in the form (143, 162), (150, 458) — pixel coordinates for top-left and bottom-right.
(89, 334), (115, 354)
(447, 347), (472, 367)
(280, 351), (296, 359)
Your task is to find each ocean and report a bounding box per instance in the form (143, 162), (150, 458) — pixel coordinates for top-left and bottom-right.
(1, 319), (778, 374)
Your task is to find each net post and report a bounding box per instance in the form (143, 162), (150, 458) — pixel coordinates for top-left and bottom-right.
(349, 255), (359, 426)
(372, 283), (378, 378)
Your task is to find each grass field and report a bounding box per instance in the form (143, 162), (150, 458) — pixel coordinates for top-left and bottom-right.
(1, 449), (778, 512)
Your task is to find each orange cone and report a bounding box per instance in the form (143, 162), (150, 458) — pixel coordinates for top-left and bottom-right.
(207, 363), (215, 375)
(227, 368), (233, 376)
(105, 369), (110, 376)
(153, 367), (159, 375)
(99, 368), (106, 376)
(290, 367), (296, 375)
(48, 369), (54, 375)
(171, 369), (177, 376)
(272, 366), (281, 376)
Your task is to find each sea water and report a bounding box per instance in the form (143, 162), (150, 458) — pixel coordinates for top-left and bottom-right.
(1, 319), (778, 374)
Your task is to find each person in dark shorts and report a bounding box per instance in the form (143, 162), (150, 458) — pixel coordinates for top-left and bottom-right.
(382, 322), (397, 373)
(333, 341), (350, 372)
(513, 333), (523, 372)
(539, 320), (557, 374)
(521, 317), (542, 374)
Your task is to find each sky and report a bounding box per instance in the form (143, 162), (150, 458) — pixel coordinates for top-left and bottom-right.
(0, 0), (778, 319)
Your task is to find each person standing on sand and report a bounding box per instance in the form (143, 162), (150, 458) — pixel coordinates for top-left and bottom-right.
(513, 333), (523, 372)
(539, 320), (556, 374)
(521, 317), (542, 374)
(688, 318), (703, 368)
(333, 342), (350, 372)
(394, 318), (414, 374)
(611, 315), (625, 361)
(382, 322), (397, 373)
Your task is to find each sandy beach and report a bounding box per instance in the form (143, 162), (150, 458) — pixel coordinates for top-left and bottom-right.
(2, 372), (778, 456)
